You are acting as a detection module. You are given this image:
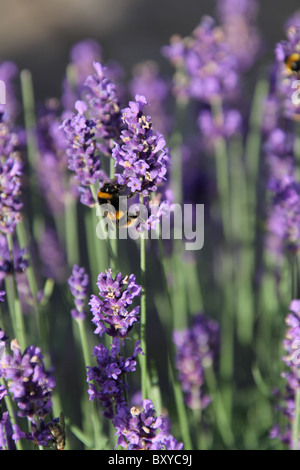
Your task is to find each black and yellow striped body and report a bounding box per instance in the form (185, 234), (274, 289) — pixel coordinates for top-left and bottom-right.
(285, 53), (300, 75)
(97, 181), (138, 227)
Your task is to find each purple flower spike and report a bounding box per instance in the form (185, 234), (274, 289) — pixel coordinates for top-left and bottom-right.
(271, 300), (300, 448)
(162, 16), (239, 103)
(89, 269), (141, 338)
(216, 0), (261, 72)
(83, 61), (123, 153)
(173, 314), (220, 410)
(68, 264), (89, 320)
(61, 99), (103, 206)
(112, 94), (169, 196)
(0, 115), (23, 234)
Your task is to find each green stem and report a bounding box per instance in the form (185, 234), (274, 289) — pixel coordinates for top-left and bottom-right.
(291, 254), (300, 450)
(6, 234), (26, 350)
(140, 224), (147, 400)
(293, 388), (300, 450)
(90, 184), (117, 272)
(65, 194), (80, 267)
(156, 234), (193, 449)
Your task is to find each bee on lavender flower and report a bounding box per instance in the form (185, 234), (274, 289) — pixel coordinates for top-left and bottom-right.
(97, 180), (139, 227)
(285, 52), (300, 75)
(49, 412), (66, 450)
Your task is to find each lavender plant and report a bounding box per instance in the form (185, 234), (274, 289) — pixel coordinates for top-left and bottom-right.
(1, 0), (300, 452)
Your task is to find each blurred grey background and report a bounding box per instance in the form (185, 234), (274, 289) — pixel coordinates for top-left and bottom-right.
(1, 0), (300, 102)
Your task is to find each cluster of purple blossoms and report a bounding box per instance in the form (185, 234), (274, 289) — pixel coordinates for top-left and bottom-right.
(275, 25), (300, 121)
(271, 300), (300, 448)
(113, 399), (183, 450)
(173, 314), (220, 410)
(89, 269), (141, 338)
(0, 290), (5, 302)
(61, 99), (104, 206)
(112, 94), (169, 196)
(0, 114), (23, 234)
(0, 342), (55, 421)
(0, 338), (60, 448)
(162, 16), (239, 104)
(68, 264), (89, 320)
(83, 61), (123, 154)
(86, 338), (142, 419)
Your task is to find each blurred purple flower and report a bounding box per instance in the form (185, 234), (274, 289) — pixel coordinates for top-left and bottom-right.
(0, 290), (5, 302)
(173, 313), (220, 410)
(162, 16), (239, 103)
(89, 269), (141, 338)
(284, 10), (300, 31)
(38, 228), (67, 283)
(36, 99), (71, 215)
(197, 107), (242, 148)
(68, 264), (89, 320)
(114, 399), (183, 450)
(216, 0), (262, 71)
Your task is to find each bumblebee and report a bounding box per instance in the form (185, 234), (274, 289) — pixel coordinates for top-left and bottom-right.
(49, 412), (66, 450)
(285, 53), (300, 75)
(97, 180), (139, 227)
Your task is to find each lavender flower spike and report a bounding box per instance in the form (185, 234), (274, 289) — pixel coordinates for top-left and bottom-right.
(0, 114), (23, 234)
(112, 94), (169, 196)
(61, 100), (103, 206)
(89, 269), (141, 338)
(173, 313), (220, 410)
(68, 264), (89, 320)
(84, 61), (123, 151)
(271, 300), (300, 448)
